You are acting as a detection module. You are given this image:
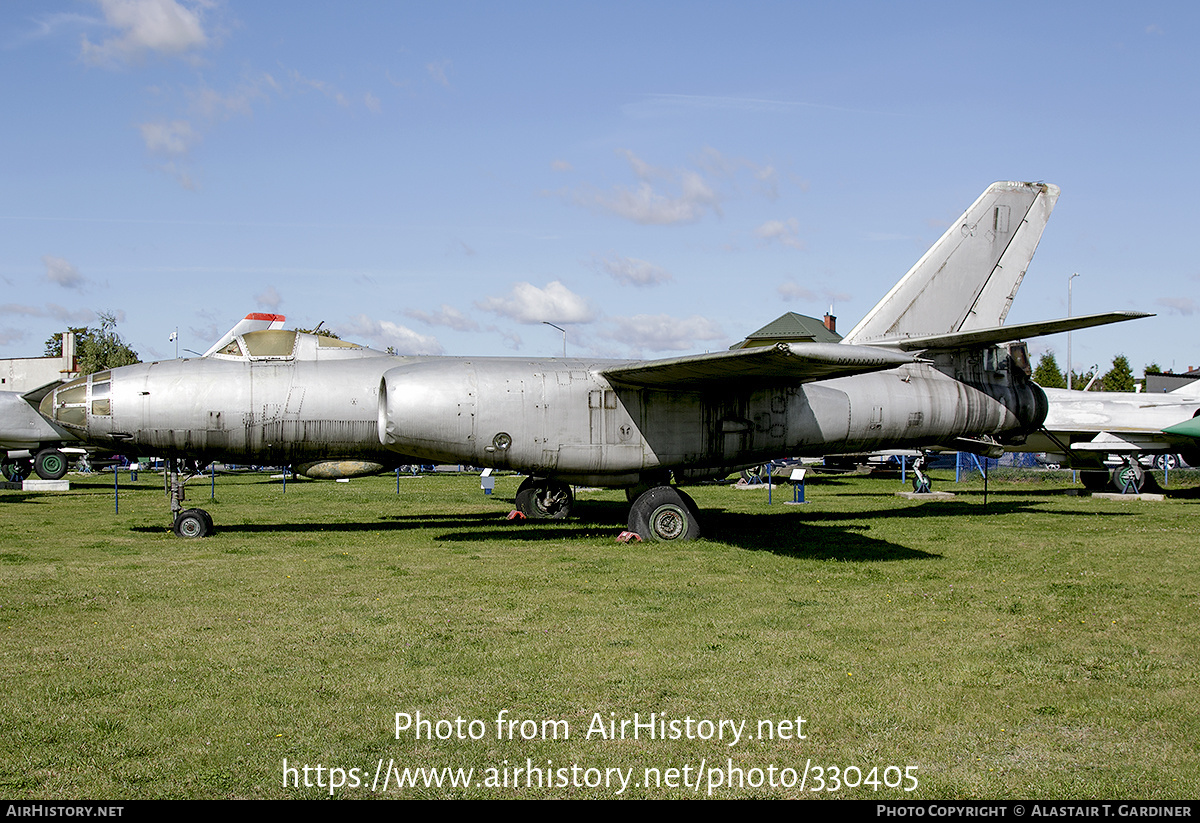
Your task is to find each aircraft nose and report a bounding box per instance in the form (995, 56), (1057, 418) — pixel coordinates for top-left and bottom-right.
(39, 370), (116, 438)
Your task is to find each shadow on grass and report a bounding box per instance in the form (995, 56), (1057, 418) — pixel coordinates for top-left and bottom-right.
(125, 492), (1140, 560)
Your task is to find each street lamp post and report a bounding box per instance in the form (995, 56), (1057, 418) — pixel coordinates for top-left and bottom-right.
(543, 321), (566, 358)
(1067, 273), (1079, 389)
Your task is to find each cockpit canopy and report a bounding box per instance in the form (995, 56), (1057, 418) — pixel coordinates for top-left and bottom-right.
(211, 330), (381, 361)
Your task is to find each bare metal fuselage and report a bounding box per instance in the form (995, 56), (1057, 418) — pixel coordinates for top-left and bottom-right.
(44, 333), (1046, 486)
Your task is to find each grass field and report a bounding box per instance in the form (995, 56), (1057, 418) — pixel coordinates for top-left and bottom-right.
(2, 467), (1198, 799)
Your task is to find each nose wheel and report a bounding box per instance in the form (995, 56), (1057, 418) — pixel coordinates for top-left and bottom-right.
(173, 508), (214, 538)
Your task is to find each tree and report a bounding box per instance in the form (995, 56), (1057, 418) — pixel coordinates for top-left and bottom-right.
(1101, 354), (1135, 393)
(1032, 352), (1067, 388)
(295, 326), (341, 339)
(43, 312), (139, 375)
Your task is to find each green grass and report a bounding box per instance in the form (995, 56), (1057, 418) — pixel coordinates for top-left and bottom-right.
(2, 468), (1198, 798)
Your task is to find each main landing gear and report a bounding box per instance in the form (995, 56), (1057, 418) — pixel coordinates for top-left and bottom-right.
(1, 448), (70, 482)
(514, 477), (575, 519)
(514, 476), (703, 542)
(909, 454), (933, 494)
(1080, 457), (1148, 494)
(168, 458), (214, 538)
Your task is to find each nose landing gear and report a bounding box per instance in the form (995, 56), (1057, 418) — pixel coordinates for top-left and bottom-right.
(169, 458), (213, 538)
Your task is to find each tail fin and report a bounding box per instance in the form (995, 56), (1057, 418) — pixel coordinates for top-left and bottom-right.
(202, 313), (286, 357)
(842, 181), (1060, 346)
(1167, 378), (1200, 399)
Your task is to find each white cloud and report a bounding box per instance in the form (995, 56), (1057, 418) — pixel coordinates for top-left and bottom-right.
(81, 0), (211, 65)
(476, 281), (597, 325)
(286, 67), (351, 107)
(0, 328), (27, 346)
(1156, 296), (1196, 316)
(138, 119), (198, 155)
(255, 285), (283, 310)
(601, 314), (726, 356)
(755, 218), (805, 250)
(342, 315), (444, 355)
(597, 254), (672, 287)
(187, 75), (275, 120)
(0, 303), (96, 325)
(575, 150), (721, 226)
(777, 280), (816, 301)
(42, 255), (86, 289)
(426, 60), (452, 87)
(405, 304), (479, 332)
(551, 159), (573, 172)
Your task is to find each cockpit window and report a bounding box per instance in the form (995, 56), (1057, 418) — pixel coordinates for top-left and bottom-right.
(316, 336), (362, 348)
(218, 339), (244, 357)
(242, 330), (297, 358)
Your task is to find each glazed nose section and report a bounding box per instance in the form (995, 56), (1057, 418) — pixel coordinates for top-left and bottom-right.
(38, 370), (117, 438)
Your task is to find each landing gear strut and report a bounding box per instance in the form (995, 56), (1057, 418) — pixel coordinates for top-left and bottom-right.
(515, 477), (574, 519)
(910, 455), (932, 494)
(169, 458), (213, 537)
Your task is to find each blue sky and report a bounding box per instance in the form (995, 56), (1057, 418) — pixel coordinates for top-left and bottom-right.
(2, 1), (1197, 378)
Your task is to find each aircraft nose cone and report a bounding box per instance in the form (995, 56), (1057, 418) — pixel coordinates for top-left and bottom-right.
(38, 370), (118, 438)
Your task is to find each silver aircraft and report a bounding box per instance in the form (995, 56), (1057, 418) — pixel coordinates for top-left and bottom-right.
(38, 181), (1146, 539)
(1016, 381), (1200, 492)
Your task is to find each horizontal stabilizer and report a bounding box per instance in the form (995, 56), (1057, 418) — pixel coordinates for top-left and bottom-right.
(873, 311), (1153, 352)
(602, 342), (914, 390)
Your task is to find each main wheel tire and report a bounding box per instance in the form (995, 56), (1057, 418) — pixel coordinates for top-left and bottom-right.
(515, 477), (574, 519)
(627, 486), (701, 542)
(173, 508), (213, 538)
(34, 449), (69, 481)
(911, 474), (932, 494)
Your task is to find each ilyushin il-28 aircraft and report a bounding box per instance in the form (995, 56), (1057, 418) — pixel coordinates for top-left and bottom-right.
(39, 181), (1149, 540)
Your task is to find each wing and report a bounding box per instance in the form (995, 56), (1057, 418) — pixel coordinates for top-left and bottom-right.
(601, 342), (914, 390)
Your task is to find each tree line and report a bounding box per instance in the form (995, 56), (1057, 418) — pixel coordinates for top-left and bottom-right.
(1031, 351), (1157, 392)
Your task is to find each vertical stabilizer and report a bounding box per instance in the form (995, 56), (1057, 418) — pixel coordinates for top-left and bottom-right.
(842, 181), (1060, 345)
